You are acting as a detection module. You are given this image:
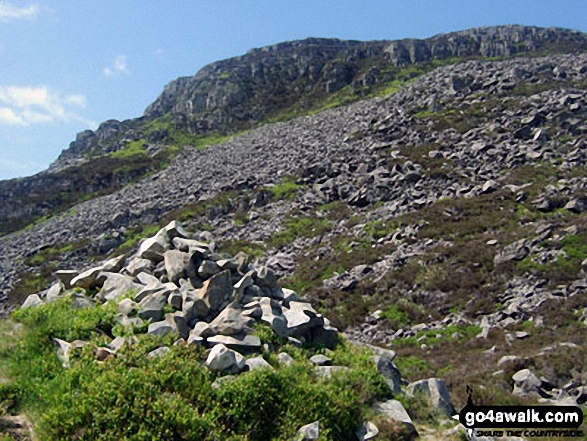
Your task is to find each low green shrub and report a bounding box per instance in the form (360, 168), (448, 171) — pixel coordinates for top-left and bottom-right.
(1, 297), (392, 440)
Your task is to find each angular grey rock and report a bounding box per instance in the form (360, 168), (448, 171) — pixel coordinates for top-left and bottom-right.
(168, 290), (182, 310)
(118, 297), (139, 316)
(205, 344), (246, 374)
(494, 239), (530, 264)
(136, 271), (159, 285)
(138, 229), (170, 261)
(21, 293), (43, 309)
(99, 272), (142, 301)
(102, 254), (126, 273)
(277, 352), (294, 366)
(138, 291), (169, 321)
(406, 378), (455, 416)
(481, 179), (499, 194)
(123, 257), (152, 277)
(282, 301), (324, 338)
(259, 297), (288, 337)
(512, 368), (550, 397)
(375, 399), (417, 435)
(172, 237), (210, 253)
(146, 313), (188, 339)
(167, 312), (189, 339)
(565, 198), (587, 213)
(281, 287), (299, 304)
(233, 270), (255, 301)
(55, 270), (79, 289)
(182, 287), (210, 321)
(134, 281), (165, 303)
(255, 266), (279, 290)
(109, 336), (126, 352)
(45, 282), (64, 302)
(356, 421), (379, 441)
(309, 354), (332, 366)
(205, 303), (255, 336)
(198, 260), (221, 279)
(198, 270), (232, 312)
(206, 334), (261, 351)
(245, 356), (273, 371)
(294, 421), (319, 441)
(497, 355), (519, 367)
(148, 320), (176, 337)
(376, 352), (403, 395)
(164, 250), (192, 283)
(71, 266), (107, 289)
(163, 220), (189, 241)
(147, 346), (171, 358)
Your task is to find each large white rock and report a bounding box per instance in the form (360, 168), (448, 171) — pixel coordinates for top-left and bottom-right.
(101, 254), (126, 273)
(205, 344), (246, 374)
(99, 273), (142, 301)
(21, 294), (43, 309)
(207, 334), (261, 351)
(406, 378), (454, 416)
(71, 266), (107, 289)
(294, 421), (319, 441)
(198, 270), (232, 312)
(163, 250), (192, 283)
(375, 399), (417, 435)
(138, 229), (170, 261)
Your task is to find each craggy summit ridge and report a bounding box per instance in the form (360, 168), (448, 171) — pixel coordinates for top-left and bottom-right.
(62, 25), (587, 167)
(144, 25), (586, 130)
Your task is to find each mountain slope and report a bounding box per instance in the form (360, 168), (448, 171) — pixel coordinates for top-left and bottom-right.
(0, 25), (585, 238)
(1, 30), (587, 431)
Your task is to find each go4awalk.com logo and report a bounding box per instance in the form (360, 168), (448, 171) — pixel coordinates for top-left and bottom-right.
(455, 386), (584, 438)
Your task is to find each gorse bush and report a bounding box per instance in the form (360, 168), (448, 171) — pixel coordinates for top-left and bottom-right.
(1, 297), (392, 440)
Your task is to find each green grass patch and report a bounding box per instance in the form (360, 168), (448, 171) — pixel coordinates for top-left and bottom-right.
(109, 139), (147, 159)
(261, 176), (303, 201)
(270, 215), (333, 248)
(217, 239), (265, 259)
(1, 300), (393, 440)
(116, 224), (162, 254)
(394, 324), (482, 348)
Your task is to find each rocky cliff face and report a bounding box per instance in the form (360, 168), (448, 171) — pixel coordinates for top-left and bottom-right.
(54, 25), (587, 170)
(144, 25), (587, 129)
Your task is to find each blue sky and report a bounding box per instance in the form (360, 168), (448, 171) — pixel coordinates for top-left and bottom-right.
(0, 0), (586, 180)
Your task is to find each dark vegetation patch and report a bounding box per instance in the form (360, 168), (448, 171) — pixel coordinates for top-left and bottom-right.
(8, 240), (90, 306)
(217, 239), (266, 259)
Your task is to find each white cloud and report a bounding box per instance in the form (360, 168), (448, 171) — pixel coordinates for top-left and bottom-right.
(0, 107), (25, 125)
(0, 2), (39, 21)
(155, 48), (164, 61)
(103, 55), (129, 77)
(64, 93), (87, 107)
(0, 85), (91, 127)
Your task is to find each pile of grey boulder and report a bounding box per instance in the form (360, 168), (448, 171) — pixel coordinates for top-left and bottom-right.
(23, 220), (339, 365)
(21, 220), (464, 440)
